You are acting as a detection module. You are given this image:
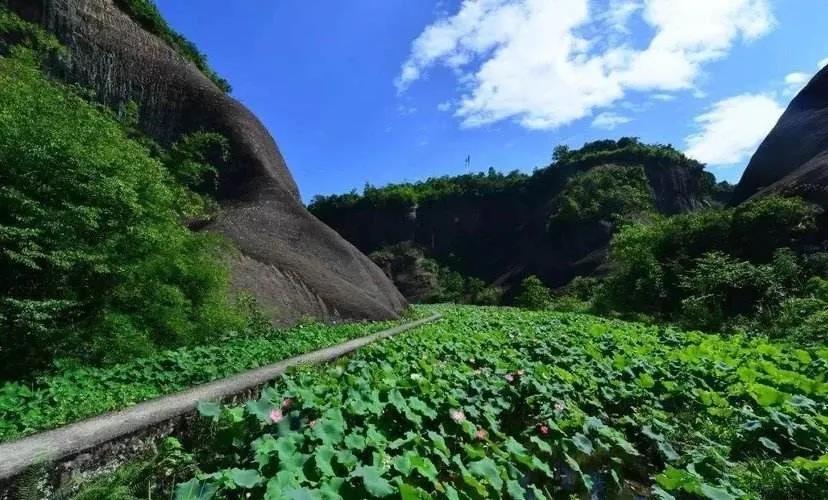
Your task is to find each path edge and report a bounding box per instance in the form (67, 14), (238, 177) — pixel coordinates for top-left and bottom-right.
(0, 313), (441, 493)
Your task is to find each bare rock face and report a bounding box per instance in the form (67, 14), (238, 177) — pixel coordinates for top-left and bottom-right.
(8, 0), (406, 323)
(733, 67), (828, 206)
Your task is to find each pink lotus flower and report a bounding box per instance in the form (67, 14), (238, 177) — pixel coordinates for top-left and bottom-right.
(270, 409), (284, 423)
(538, 424), (550, 435)
(450, 409), (466, 423)
(281, 398), (294, 410)
(505, 373), (515, 382)
(475, 428), (488, 440)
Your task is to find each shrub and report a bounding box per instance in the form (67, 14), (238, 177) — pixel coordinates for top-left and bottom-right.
(0, 55), (242, 378)
(513, 275), (552, 310)
(548, 165), (655, 226)
(599, 195), (822, 333)
(771, 277), (828, 344)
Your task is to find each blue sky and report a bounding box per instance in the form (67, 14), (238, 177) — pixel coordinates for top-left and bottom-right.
(155, 0), (828, 202)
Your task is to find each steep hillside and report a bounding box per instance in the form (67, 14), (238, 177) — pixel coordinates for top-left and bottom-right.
(4, 0), (406, 324)
(733, 66), (828, 206)
(311, 138), (722, 294)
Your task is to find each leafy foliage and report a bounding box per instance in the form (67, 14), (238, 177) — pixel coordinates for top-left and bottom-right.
(309, 168), (529, 218)
(513, 275), (552, 310)
(552, 137), (704, 172)
(310, 138), (710, 221)
(165, 305), (828, 499)
(0, 6), (64, 61)
(112, 0), (231, 92)
(596, 195), (823, 334)
(0, 316), (409, 442)
(549, 164), (655, 226)
(371, 243), (503, 305)
(0, 54), (240, 378)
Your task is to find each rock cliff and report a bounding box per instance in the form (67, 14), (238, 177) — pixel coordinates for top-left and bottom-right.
(733, 66), (828, 206)
(6, 0), (406, 323)
(312, 141), (717, 292)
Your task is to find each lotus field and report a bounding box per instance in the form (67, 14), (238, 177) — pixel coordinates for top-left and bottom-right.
(178, 305), (828, 499)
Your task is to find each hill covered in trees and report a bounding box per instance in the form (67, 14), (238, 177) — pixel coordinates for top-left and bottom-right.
(310, 138), (729, 300)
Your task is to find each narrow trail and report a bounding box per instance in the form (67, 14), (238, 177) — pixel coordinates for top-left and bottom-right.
(0, 314), (442, 481)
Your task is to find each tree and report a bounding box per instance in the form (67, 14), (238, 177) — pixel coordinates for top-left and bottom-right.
(514, 276), (552, 310)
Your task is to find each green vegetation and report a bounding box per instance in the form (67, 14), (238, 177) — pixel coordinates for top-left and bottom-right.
(0, 315), (410, 442)
(309, 168), (528, 219)
(91, 305), (826, 499)
(433, 270), (503, 306)
(592, 195), (827, 338)
(513, 275), (552, 310)
(0, 50), (242, 379)
(309, 138), (711, 221)
(0, 6), (63, 60)
(548, 164), (655, 227)
(370, 243), (503, 305)
(113, 0), (231, 92)
(551, 137), (704, 172)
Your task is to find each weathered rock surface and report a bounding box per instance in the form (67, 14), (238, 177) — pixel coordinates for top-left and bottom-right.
(316, 161), (713, 290)
(6, 0), (406, 323)
(733, 67), (828, 206)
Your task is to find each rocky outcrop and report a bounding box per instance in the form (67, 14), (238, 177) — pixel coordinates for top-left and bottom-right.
(315, 159), (713, 290)
(369, 243), (441, 303)
(733, 66), (828, 206)
(6, 0), (406, 323)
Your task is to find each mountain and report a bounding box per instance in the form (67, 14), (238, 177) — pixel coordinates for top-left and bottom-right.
(3, 0), (406, 324)
(733, 66), (828, 206)
(311, 138), (724, 296)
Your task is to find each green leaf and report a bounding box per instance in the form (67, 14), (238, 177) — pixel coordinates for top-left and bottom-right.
(352, 466), (396, 497)
(506, 479), (526, 499)
(196, 401), (221, 419)
(637, 373), (656, 389)
(468, 457), (503, 491)
(174, 479), (217, 500)
(571, 433), (594, 455)
(758, 437), (781, 454)
(700, 484), (736, 500)
(284, 488), (318, 500)
(749, 383), (786, 407)
(345, 433), (367, 451)
(246, 398), (274, 422)
(315, 445), (336, 476)
(230, 468), (262, 488)
(314, 410), (346, 445)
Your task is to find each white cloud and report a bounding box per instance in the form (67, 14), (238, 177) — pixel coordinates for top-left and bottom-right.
(437, 101), (452, 112)
(396, 0), (775, 130)
(784, 71), (810, 95)
(602, 0), (643, 33)
(819, 57), (828, 70)
(592, 111), (632, 129)
(684, 93), (784, 166)
(652, 93), (676, 101)
(785, 72), (809, 85)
